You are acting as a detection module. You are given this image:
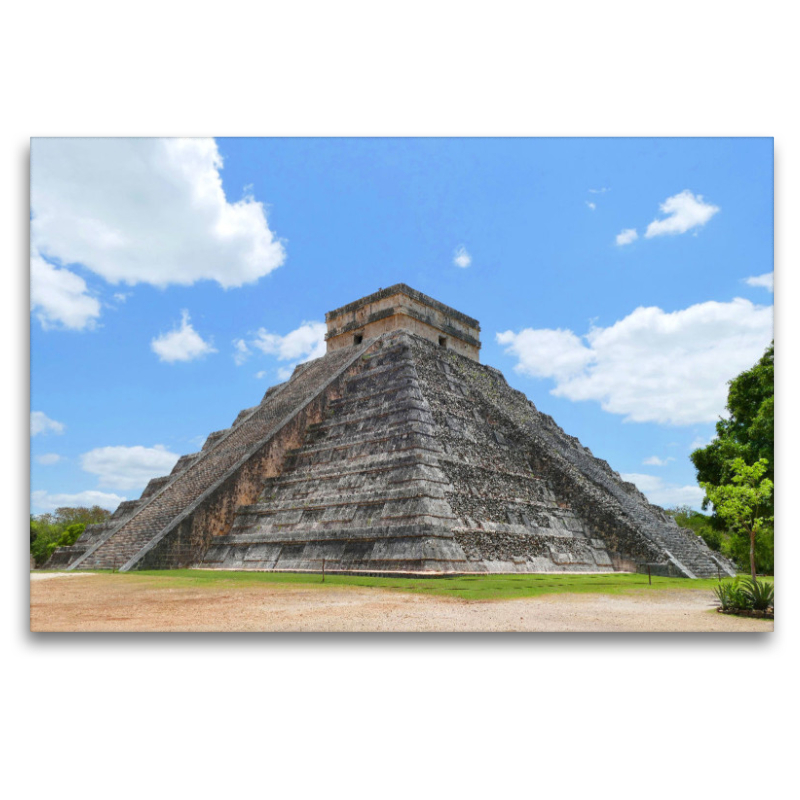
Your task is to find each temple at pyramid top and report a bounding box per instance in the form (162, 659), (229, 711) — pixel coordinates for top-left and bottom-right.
(325, 283), (482, 361)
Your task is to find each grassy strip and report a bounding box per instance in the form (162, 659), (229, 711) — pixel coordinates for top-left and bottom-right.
(82, 569), (761, 601)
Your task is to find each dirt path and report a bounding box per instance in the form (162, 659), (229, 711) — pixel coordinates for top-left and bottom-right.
(30, 574), (773, 632)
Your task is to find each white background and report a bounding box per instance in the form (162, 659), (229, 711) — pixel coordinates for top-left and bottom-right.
(4, 3), (795, 798)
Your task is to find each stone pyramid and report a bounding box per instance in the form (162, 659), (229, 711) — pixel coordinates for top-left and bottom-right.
(50, 285), (735, 578)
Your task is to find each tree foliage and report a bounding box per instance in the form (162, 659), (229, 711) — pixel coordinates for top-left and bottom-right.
(691, 342), (773, 492)
(701, 458), (773, 581)
(29, 506), (110, 567)
(689, 342), (774, 574)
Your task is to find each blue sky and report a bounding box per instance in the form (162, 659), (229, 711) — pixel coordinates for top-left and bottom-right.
(30, 137), (773, 514)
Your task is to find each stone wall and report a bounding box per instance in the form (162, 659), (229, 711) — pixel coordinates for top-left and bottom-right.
(325, 284), (481, 361)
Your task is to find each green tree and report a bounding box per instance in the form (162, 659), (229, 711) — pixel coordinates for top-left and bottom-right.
(700, 458), (773, 582)
(29, 517), (62, 566)
(56, 522), (87, 548)
(691, 342), (774, 495)
(29, 506), (110, 567)
(51, 506), (110, 527)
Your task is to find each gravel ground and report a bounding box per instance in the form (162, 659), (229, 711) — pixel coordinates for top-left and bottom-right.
(30, 573), (773, 632)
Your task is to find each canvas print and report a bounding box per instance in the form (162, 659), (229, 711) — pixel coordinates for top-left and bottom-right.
(29, 137), (774, 632)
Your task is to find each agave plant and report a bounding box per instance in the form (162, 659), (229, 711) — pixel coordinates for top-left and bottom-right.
(713, 577), (754, 611)
(740, 578), (774, 611)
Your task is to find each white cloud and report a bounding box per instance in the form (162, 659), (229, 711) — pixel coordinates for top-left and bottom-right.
(586, 202), (596, 211)
(80, 444), (180, 491)
(616, 228), (638, 246)
(35, 453), (62, 465)
(453, 245), (472, 268)
(250, 320), (326, 363)
(643, 456), (674, 466)
(232, 338), (251, 366)
(255, 371), (267, 379)
(31, 489), (127, 513)
(151, 310), (217, 363)
(30, 248), (102, 330)
(589, 187), (610, 194)
(30, 138), (285, 309)
(113, 292), (131, 303)
(621, 473), (705, 509)
(645, 190), (719, 238)
(496, 297), (773, 425)
(745, 272), (774, 292)
(31, 411), (65, 436)
(277, 365), (295, 381)
(496, 328), (594, 383)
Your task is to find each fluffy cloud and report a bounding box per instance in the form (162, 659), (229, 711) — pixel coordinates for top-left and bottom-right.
(453, 245), (472, 268)
(496, 328), (594, 382)
(80, 444), (180, 491)
(35, 453), (62, 465)
(31, 489), (127, 513)
(496, 297), (773, 425)
(250, 321), (326, 361)
(31, 411), (65, 436)
(589, 188), (610, 194)
(586, 202), (596, 211)
(30, 138), (285, 329)
(616, 228), (638, 246)
(645, 190), (719, 238)
(642, 456), (674, 467)
(621, 473), (705, 509)
(233, 320), (327, 379)
(745, 272), (774, 292)
(151, 311), (217, 363)
(30, 248), (101, 330)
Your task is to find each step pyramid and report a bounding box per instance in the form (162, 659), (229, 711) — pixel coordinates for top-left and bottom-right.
(51, 285), (735, 578)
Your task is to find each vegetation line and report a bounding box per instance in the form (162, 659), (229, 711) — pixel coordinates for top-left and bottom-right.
(74, 569), (773, 602)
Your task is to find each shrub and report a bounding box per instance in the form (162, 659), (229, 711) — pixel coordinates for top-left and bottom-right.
(740, 578), (774, 611)
(30, 507), (108, 567)
(713, 577), (773, 612)
(29, 524), (62, 567)
(56, 523), (86, 548)
(713, 577), (752, 611)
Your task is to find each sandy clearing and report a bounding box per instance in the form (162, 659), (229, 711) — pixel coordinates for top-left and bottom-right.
(29, 573), (773, 632)
(30, 572), (99, 581)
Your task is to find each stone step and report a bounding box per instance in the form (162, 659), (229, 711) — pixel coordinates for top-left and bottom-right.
(309, 400), (429, 433)
(292, 422), (437, 458)
(68, 344), (368, 571)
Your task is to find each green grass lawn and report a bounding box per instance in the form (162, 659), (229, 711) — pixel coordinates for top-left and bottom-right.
(64, 569), (760, 602)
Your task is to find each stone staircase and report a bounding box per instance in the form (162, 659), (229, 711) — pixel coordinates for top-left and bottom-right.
(65, 343), (371, 571)
(203, 337), (470, 572)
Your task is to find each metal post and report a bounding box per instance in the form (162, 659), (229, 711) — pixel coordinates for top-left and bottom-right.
(647, 564), (651, 585)
(322, 558), (325, 583)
